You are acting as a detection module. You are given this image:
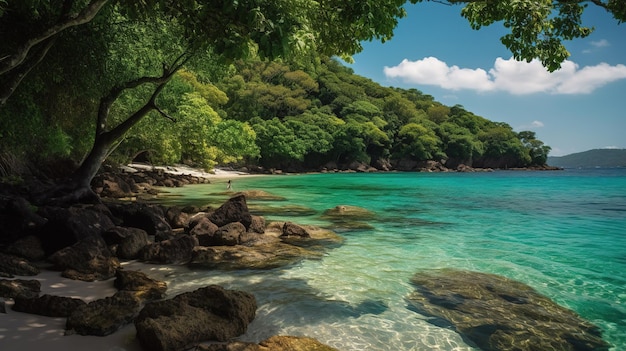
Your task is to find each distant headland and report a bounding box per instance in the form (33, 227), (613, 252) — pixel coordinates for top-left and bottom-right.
(548, 149), (626, 168)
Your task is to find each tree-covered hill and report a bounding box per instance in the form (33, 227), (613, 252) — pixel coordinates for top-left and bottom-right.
(548, 149), (626, 168)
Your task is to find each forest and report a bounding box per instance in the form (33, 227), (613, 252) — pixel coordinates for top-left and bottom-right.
(2, 0), (620, 191)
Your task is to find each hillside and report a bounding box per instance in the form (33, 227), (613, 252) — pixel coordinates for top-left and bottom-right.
(548, 149), (626, 168)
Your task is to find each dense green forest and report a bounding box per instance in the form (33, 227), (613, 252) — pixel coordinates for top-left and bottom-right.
(1, 53), (550, 174)
(4, 0), (619, 189)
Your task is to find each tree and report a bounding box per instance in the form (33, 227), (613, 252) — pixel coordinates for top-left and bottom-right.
(420, 0), (626, 71)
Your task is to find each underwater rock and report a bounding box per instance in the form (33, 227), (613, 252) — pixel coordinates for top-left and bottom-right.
(322, 205), (375, 219)
(234, 190), (286, 201)
(196, 335), (339, 351)
(407, 269), (610, 351)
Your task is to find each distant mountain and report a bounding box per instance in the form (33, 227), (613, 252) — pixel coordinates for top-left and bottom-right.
(548, 149), (626, 168)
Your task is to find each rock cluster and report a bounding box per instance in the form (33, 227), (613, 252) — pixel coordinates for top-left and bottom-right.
(0, 177), (341, 350)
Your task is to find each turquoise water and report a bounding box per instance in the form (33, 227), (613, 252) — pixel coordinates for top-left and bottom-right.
(156, 169), (626, 350)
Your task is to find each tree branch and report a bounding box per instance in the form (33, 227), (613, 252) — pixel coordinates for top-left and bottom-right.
(0, 0), (109, 76)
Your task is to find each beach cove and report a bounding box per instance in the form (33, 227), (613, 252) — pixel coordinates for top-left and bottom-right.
(2, 168), (625, 350)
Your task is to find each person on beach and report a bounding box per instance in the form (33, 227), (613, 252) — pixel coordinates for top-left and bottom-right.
(226, 180), (232, 190)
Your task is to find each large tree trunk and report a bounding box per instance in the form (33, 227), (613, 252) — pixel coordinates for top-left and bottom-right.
(37, 55), (188, 206)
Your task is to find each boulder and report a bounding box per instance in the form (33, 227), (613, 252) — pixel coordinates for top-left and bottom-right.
(13, 294), (86, 317)
(407, 269), (610, 351)
(134, 285), (257, 351)
(107, 202), (173, 241)
(37, 205), (116, 254)
(102, 226), (149, 259)
(47, 236), (120, 281)
(165, 206), (190, 229)
(139, 234), (198, 264)
(197, 335), (339, 351)
(280, 222), (311, 238)
(0, 252), (40, 277)
(248, 215), (265, 234)
(66, 290), (142, 336)
(214, 222), (247, 246)
(0, 279), (41, 299)
(5, 235), (46, 261)
(208, 195), (252, 230)
(114, 269), (167, 302)
(0, 196), (47, 246)
(189, 216), (219, 242)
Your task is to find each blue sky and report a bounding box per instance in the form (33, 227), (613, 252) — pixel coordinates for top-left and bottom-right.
(346, 2), (626, 156)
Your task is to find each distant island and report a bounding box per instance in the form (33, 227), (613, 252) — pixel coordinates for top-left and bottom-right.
(548, 149), (626, 168)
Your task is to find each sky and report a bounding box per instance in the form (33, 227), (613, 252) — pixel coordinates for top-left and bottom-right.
(346, 2), (626, 156)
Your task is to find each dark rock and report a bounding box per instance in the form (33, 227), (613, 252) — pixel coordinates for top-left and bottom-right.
(134, 285), (256, 351)
(0, 252), (40, 277)
(189, 216), (219, 244)
(114, 269), (167, 302)
(197, 335), (339, 351)
(37, 205), (116, 254)
(165, 206), (190, 229)
(102, 226), (149, 259)
(0, 196), (47, 246)
(107, 202), (173, 241)
(280, 222), (311, 238)
(5, 235), (46, 261)
(66, 290), (142, 336)
(248, 215), (265, 234)
(208, 195), (252, 230)
(0, 279), (41, 299)
(139, 234), (198, 264)
(407, 269), (610, 351)
(47, 236), (119, 281)
(0, 298), (5, 313)
(214, 222), (247, 246)
(13, 294), (86, 317)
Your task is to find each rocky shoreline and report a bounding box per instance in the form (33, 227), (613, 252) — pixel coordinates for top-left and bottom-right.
(0, 164), (345, 350)
(0, 164), (601, 351)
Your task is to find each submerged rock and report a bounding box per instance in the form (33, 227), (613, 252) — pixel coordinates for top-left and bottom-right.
(197, 335), (339, 351)
(407, 269), (610, 351)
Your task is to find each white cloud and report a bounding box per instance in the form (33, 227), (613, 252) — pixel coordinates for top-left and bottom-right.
(517, 120), (545, 131)
(383, 57), (626, 95)
(591, 39), (610, 48)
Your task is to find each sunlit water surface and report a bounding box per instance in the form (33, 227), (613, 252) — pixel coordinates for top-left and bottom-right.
(154, 169), (626, 350)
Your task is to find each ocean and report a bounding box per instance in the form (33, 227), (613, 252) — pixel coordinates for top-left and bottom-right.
(155, 168), (626, 350)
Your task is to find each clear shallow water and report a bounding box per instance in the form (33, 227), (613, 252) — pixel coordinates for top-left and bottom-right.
(156, 169), (626, 350)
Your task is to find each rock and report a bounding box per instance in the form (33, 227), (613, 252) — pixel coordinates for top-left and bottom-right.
(407, 269), (610, 351)
(5, 235), (46, 261)
(134, 285), (257, 351)
(37, 205), (116, 254)
(233, 190), (286, 201)
(66, 290), (142, 336)
(165, 206), (190, 229)
(280, 222), (310, 238)
(248, 215), (265, 234)
(208, 195), (252, 230)
(102, 226), (149, 259)
(107, 202), (173, 241)
(0, 298), (5, 313)
(214, 222), (247, 246)
(114, 269), (167, 302)
(189, 216), (219, 243)
(47, 236), (120, 282)
(13, 294), (86, 317)
(0, 279), (41, 299)
(0, 196), (47, 246)
(190, 225), (343, 270)
(0, 252), (40, 277)
(139, 234), (198, 264)
(197, 335), (339, 351)
(322, 205), (375, 220)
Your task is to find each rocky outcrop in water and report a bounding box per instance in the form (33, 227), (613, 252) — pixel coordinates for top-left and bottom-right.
(407, 269), (610, 351)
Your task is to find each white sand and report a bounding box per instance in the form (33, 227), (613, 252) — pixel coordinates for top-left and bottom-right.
(125, 163), (253, 180)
